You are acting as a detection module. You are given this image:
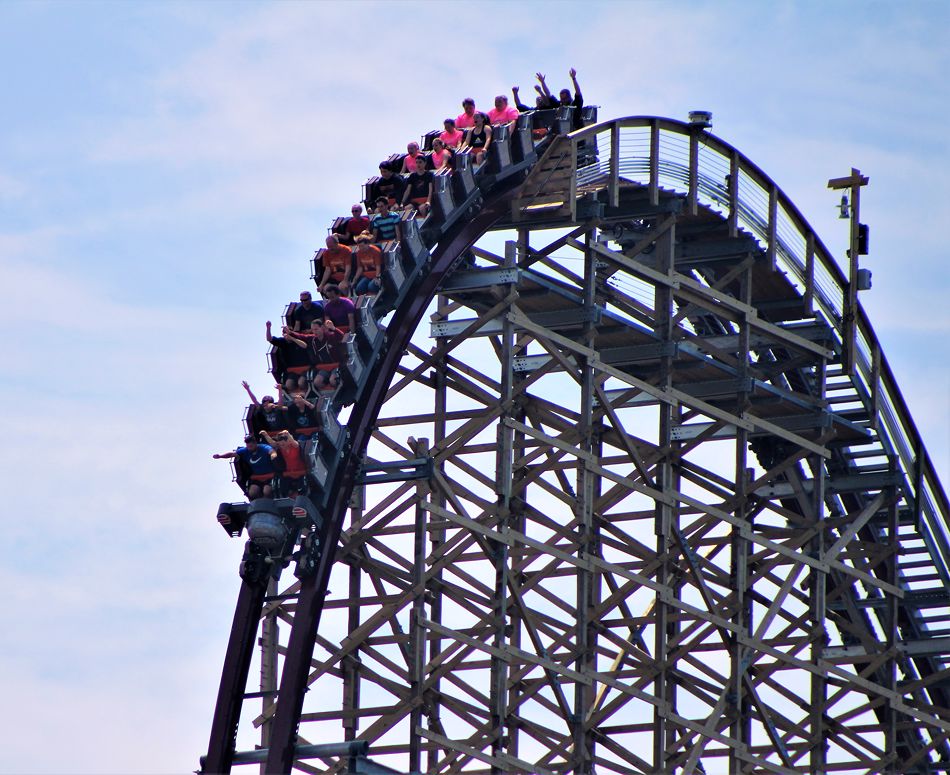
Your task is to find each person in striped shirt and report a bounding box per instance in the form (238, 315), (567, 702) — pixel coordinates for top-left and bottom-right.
(370, 197), (401, 243)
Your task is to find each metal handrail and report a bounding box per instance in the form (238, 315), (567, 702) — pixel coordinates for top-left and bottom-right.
(567, 116), (950, 588)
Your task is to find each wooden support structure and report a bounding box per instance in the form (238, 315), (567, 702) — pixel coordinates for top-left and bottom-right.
(203, 118), (950, 775)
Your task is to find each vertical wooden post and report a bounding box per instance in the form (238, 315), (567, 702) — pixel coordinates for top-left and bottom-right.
(259, 577), (278, 775)
(488, 241), (518, 773)
(688, 129), (699, 216)
(652, 223), (678, 772)
(343, 489), (364, 742)
(767, 184), (778, 271)
(883, 456), (900, 773)
(427, 293), (451, 773)
(804, 230), (816, 316)
(827, 168), (869, 374)
(809, 358), (829, 774)
(649, 120), (660, 207)
(609, 122), (620, 209)
(729, 266), (754, 773)
(408, 438), (430, 774)
(727, 151), (739, 238)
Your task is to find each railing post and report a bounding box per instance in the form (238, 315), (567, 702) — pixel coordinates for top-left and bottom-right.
(870, 340), (881, 431)
(569, 137), (578, 222)
(649, 120), (659, 207)
(727, 151), (739, 238)
(609, 122), (620, 209)
(688, 129), (699, 216)
(767, 185), (778, 271)
(804, 231), (815, 316)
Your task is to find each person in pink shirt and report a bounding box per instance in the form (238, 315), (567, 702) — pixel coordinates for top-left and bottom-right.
(400, 141), (424, 175)
(487, 94), (520, 126)
(456, 98), (477, 130)
(439, 118), (465, 149)
(430, 138), (451, 170)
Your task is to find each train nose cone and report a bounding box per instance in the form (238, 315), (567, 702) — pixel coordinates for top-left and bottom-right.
(245, 499), (290, 550)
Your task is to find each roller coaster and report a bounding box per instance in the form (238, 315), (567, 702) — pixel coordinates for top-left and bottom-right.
(200, 106), (950, 774)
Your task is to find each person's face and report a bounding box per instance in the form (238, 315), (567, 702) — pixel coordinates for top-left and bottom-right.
(463, 101), (474, 115)
(351, 206), (362, 217)
(433, 139), (443, 151)
(310, 320), (322, 334)
(415, 156), (426, 171)
(300, 293), (312, 306)
(325, 236), (336, 248)
(494, 96), (506, 110)
(407, 143), (419, 155)
(378, 202), (390, 214)
(559, 89), (571, 105)
(246, 440), (258, 451)
(380, 167), (392, 179)
(444, 120), (454, 131)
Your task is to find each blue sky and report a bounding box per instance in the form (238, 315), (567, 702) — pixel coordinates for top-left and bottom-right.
(1, 1), (947, 772)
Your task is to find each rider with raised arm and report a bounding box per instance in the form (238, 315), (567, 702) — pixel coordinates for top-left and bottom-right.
(212, 434), (279, 500)
(536, 68), (584, 131)
(260, 429), (308, 497)
(242, 380), (288, 434)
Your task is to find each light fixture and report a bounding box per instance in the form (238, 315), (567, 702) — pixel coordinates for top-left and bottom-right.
(688, 110), (712, 129)
(838, 194), (850, 219)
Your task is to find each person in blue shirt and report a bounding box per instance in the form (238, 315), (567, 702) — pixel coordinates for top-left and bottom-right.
(213, 434), (279, 499)
(370, 197), (402, 243)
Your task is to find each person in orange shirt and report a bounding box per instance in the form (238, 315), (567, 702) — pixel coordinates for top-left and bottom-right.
(353, 237), (383, 296)
(261, 429), (309, 497)
(318, 234), (354, 295)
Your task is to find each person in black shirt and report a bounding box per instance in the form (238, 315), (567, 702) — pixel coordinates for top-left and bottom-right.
(537, 68), (584, 131)
(286, 393), (321, 440)
(289, 290), (324, 332)
(368, 161), (406, 208)
(511, 85), (549, 112)
(401, 154), (434, 217)
(266, 320), (312, 393)
(242, 380), (289, 436)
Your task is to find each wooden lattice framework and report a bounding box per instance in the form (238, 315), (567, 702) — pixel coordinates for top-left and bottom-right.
(208, 118), (950, 775)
